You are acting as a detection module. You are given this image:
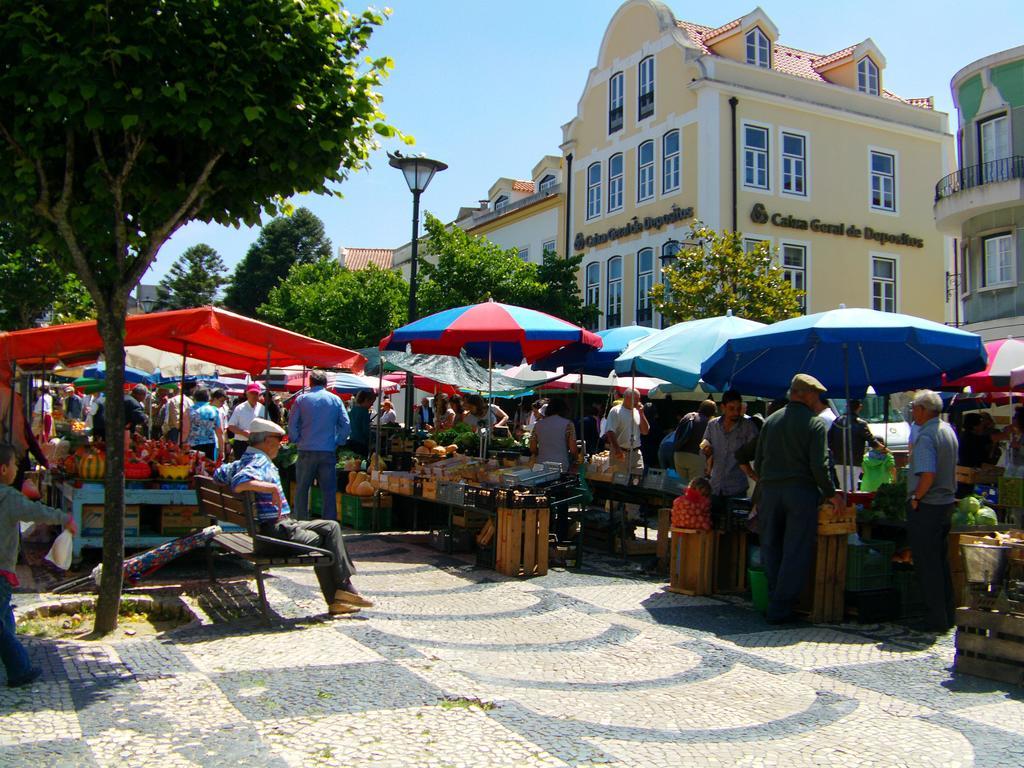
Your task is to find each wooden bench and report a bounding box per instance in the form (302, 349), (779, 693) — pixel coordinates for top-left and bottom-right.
(195, 476), (335, 622)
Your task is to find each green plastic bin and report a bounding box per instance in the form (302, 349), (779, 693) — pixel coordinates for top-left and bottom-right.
(846, 539), (895, 592)
(748, 568), (769, 614)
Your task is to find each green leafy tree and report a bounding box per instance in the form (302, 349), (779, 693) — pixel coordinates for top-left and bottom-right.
(651, 224), (804, 324)
(222, 208), (333, 316)
(154, 243), (227, 310)
(259, 258), (407, 349)
(0, 219), (94, 329)
(0, 1), (401, 633)
(417, 214), (597, 327)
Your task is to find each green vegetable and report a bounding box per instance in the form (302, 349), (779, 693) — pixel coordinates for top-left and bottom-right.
(975, 507), (999, 527)
(870, 480), (908, 521)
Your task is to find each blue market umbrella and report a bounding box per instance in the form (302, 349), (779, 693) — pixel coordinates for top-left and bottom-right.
(700, 306), (987, 398)
(82, 362), (155, 384)
(534, 325), (658, 376)
(613, 312), (765, 389)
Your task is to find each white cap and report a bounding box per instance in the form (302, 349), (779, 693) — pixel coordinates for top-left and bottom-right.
(248, 418), (285, 436)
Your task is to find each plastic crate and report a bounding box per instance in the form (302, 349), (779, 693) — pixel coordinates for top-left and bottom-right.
(845, 539), (895, 591)
(894, 568), (925, 618)
(748, 568), (768, 613)
(340, 493), (362, 526)
(348, 504), (392, 532)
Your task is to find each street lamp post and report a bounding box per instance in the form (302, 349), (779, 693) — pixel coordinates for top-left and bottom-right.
(389, 151), (447, 429)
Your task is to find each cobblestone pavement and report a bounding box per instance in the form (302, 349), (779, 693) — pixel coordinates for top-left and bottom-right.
(3, 534), (1024, 767)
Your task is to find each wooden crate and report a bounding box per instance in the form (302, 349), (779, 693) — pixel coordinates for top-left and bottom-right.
(420, 477), (437, 500)
(82, 504), (140, 537)
(495, 507), (549, 578)
(452, 509), (489, 529)
(160, 504), (201, 535)
(714, 530), (749, 593)
(667, 528), (718, 596)
(955, 608), (1024, 686)
(797, 534), (848, 623)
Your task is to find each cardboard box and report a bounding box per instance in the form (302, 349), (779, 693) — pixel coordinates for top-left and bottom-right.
(161, 505), (201, 535)
(82, 504), (140, 537)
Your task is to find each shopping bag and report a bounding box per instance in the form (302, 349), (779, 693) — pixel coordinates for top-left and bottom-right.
(44, 530), (73, 571)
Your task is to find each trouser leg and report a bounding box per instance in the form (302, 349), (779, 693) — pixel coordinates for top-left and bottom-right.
(0, 583), (32, 682)
(293, 453), (315, 522)
(300, 519), (354, 601)
(767, 485), (819, 620)
(317, 453), (338, 521)
(758, 486), (785, 598)
(908, 501), (955, 629)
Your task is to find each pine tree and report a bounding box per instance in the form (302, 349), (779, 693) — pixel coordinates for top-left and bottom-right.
(154, 244), (227, 310)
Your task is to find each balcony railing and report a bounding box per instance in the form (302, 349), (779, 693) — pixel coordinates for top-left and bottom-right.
(935, 155), (1024, 202)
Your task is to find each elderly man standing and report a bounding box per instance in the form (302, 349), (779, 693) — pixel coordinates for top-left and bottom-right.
(289, 370), (351, 521)
(603, 389), (649, 474)
(702, 390), (759, 507)
(907, 389), (959, 632)
(214, 418), (369, 615)
(755, 374), (845, 624)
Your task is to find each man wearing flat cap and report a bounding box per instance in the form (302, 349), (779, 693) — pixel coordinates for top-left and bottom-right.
(754, 373), (845, 623)
(214, 418), (370, 616)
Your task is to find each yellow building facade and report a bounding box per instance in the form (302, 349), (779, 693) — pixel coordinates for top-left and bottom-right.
(561, 1), (954, 329)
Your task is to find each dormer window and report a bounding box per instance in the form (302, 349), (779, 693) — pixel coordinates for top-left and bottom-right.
(745, 28), (770, 68)
(538, 174), (557, 195)
(493, 194), (508, 213)
(857, 57), (879, 95)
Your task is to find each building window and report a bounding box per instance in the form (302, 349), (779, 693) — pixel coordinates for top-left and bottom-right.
(979, 114), (1010, 183)
(870, 150), (895, 211)
(745, 28), (770, 68)
(493, 194), (508, 213)
(542, 239), (556, 257)
(607, 256), (623, 328)
(983, 233), (1013, 287)
(608, 72), (624, 134)
(586, 163), (601, 220)
(743, 237), (770, 255)
(538, 174), (557, 195)
(638, 56), (654, 121)
(871, 256), (896, 313)
(659, 240), (681, 327)
(781, 243), (807, 313)
(781, 132), (806, 196)
(857, 57), (879, 95)
(959, 243), (970, 295)
(608, 153), (624, 212)
(585, 262), (600, 330)
(517, 247), (529, 262)
(743, 125), (769, 190)
(662, 130), (680, 193)
(637, 140), (655, 202)
(636, 248), (654, 326)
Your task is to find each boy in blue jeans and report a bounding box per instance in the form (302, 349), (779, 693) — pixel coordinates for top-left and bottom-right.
(0, 443), (76, 687)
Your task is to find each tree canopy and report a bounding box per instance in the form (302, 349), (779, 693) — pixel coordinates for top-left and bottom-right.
(651, 224), (804, 324)
(222, 208), (333, 316)
(154, 243), (227, 311)
(0, 0), (399, 633)
(0, 220), (93, 330)
(417, 214), (597, 327)
(259, 258), (408, 349)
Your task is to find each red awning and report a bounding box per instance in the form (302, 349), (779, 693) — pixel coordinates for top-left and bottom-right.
(0, 306), (365, 375)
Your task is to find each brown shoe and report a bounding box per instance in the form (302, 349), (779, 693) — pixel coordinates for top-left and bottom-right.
(334, 589), (374, 608)
(328, 601), (360, 616)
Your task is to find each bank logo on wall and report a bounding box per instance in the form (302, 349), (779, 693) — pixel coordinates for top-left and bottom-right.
(574, 204), (694, 252)
(749, 203), (924, 248)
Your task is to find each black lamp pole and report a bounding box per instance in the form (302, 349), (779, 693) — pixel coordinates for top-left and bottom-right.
(389, 151), (447, 430)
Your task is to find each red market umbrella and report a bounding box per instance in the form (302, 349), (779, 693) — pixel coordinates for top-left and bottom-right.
(383, 373), (459, 395)
(944, 338), (1024, 392)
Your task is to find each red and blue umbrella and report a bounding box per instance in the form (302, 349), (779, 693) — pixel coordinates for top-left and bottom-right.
(379, 300), (602, 364)
(943, 338), (1024, 392)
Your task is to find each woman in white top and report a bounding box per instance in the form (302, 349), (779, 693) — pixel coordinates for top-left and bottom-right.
(460, 394), (508, 432)
(31, 385), (53, 444)
(434, 393), (457, 432)
(376, 399), (399, 425)
(530, 398), (578, 470)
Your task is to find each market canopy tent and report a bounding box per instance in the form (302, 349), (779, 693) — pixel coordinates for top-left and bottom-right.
(0, 306), (365, 375)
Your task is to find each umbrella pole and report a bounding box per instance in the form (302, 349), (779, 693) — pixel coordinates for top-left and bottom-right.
(374, 358), (384, 473)
(482, 343), (493, 460)
(579, 371), (585, 462)
(843, 343), (851, 502)
(178, 343), (188, 447)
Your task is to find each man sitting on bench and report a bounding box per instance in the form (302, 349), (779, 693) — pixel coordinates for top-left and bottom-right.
(213, 418), (372, 616)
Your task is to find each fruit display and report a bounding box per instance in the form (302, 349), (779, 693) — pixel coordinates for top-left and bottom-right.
(57, 437), (219, 482)
(346, 471), (375, 496)
(78, 449), (106, 480)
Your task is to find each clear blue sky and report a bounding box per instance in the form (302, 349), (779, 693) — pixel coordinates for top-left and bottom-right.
(147, 0), (1024, 283)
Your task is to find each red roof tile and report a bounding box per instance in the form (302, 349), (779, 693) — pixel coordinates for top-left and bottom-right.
(699, 17), (742, 44)
(812, 45), (855, 70)
(340, 248), (393, 270)
(676, 19), (931, 110)
(511, 180), (535, 193)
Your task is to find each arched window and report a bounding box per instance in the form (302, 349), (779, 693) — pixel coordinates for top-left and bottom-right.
(585, 262), (601, 331)
(606, 256), (623, 329)
(638, 57), (654, 120)
(608, 72), (624, 133)
(636, 248), (654, 326)
(608, 153), (624, 212)
(857, 57), (879, 95)
(745, 28), (770, 68)
(662, 130), (680, 193)
(586, 163), (601, 220)
(637, 140), (655, 202)
(659, 240), (681, 327)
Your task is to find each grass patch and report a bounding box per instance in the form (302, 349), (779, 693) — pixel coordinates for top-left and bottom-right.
(439, 696), (496, 711)
(16, 602), (187, 640)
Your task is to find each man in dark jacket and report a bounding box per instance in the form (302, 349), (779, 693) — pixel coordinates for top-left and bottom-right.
(755, 374), (845, 624)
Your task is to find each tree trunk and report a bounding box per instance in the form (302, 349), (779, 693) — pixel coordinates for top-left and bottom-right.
(93, 297), (128, 635)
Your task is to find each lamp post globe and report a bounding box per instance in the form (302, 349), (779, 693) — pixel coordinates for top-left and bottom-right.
(389, 151), (447, 428)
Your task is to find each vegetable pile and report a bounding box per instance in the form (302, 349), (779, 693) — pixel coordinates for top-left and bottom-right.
(952, 494), (999, 528)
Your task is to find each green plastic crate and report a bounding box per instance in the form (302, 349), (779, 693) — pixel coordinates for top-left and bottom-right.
(350, 504), (392, 532)
(340, 493), (362, 526)
(846, 539), (895, 592)
(748, 568), (768, 613)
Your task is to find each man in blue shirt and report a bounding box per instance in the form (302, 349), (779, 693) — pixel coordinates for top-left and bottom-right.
(214, 418), (369, 616)
(907, 389), (959, 632)
(288, 370), (351, 521)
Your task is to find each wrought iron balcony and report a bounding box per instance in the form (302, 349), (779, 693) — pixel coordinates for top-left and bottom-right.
(935, 155), (1024, 202)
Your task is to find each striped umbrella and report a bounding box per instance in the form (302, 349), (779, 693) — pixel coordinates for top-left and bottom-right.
(944, 338), (1024, 392)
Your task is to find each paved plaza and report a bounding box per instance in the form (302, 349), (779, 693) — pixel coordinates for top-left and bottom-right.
(2, 534), (1024, 767)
